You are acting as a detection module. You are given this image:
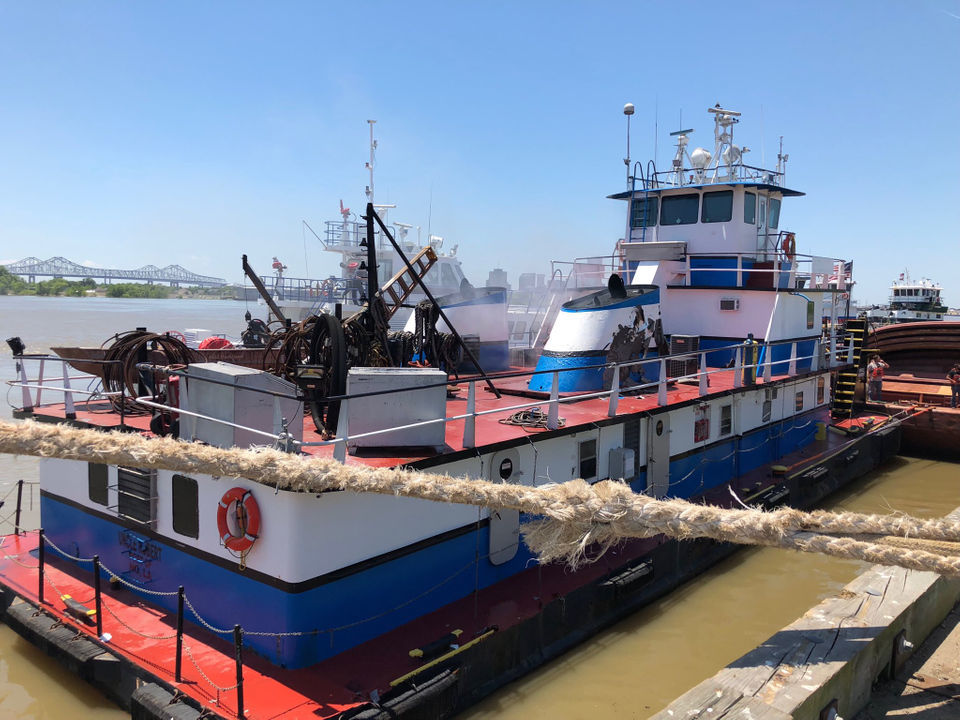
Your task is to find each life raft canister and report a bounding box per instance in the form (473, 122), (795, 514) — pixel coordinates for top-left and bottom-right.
(217, 487), (261, 553)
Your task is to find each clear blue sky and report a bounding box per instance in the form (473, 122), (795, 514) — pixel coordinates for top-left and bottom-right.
(1, 1), (957, 304)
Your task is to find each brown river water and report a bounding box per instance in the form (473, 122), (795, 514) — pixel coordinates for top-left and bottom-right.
(0, 295), (957, 719)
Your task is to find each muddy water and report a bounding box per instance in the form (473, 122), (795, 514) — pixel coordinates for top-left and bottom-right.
(0, 295), (957, 719)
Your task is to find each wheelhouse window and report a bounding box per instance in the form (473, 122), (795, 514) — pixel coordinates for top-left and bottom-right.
(88, 463), (108, 506)
(630, 196), (659, 228)
(701, 190), (733, 223)
(172, 474), (199, 539)
(743, 192), (756, 224)
(578, 439), (597, 480)
(768, 198), (781, 229)
(660, 193), (699, 225)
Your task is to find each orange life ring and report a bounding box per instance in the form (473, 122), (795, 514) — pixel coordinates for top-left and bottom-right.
(782, 233), (796, 261)
(217, 487), (261, 553)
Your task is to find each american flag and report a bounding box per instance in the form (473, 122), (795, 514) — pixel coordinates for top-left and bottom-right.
(828, 261), (853, 288)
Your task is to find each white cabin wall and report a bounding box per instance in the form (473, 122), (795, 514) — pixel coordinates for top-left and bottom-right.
(660, 288), (777, 339)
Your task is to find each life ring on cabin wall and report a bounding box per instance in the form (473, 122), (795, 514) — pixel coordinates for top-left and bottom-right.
(216, 487), (261, 553)
(781, 233), (796, 261)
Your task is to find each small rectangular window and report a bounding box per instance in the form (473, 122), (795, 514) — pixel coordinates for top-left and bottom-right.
(579, 439), (597, 480)
(759, 198), (766, 226)
(172, 474), (199, 538)
(720, 405), (732, 435)
(88, 463), (108, 506)
(768, 198), (781, 229)
(660, 193), (699, 225)
(630, 196), (659, 228)
(743, 192), (756, 224)
(117, 467), (156, 525)
(807, 301), (815, 330)
(762, 400), (772, 422)
(795, 391), (804, 411)
(701, 190), (733, 223)
(817, 376), (825, 404)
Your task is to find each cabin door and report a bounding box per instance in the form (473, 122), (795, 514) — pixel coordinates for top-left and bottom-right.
(646, 414), (670, 497)
(488, 448), (523, 565)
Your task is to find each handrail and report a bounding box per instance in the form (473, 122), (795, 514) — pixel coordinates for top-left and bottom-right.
(10, 333), (852, 458)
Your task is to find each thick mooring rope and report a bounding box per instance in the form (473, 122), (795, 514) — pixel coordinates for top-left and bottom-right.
(2, 419), (960, 576)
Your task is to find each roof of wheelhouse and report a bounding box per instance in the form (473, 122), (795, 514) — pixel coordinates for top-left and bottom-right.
(607, 181), (805, 200)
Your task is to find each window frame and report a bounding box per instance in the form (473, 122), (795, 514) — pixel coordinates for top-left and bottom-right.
(795, 391), (804, 411)
(660, 193), (700, 226)
(88, 463), (108, 506)
(720, 405), (732, 436)
(743, 191), (756, 224)
(630, 196), (659, 228)
(172, 474), (200, 539)
(578, 438), (598, 480)
(768, 198), (782, 229)
(701, 190), (733, 224)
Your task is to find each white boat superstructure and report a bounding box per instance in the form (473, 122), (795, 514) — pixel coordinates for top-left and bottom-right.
(865, 271), (946, 323)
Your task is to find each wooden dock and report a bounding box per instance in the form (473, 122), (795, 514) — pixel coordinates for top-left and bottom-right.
(651, 510), (960, 720)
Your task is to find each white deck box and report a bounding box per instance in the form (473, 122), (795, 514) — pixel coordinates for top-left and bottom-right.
(346, 367), (448, 449)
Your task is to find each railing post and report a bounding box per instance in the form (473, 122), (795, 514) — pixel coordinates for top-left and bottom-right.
(14, 479), (23, 536)
(733, 346), (743, 389)
(736, 254), (743, 287)
(829, 334), (837, 368)
(698, 352), (708, 396)
(847, 337), (855, 364)
(607, 368), (620, 417)
(547, 372), (560, 430)
(333, 399), (349, 463)
(234, 625), (244, 720)
(176, 586), (185, 682)
(38, 528), (45, 605)
(463, 382), (476, 448)
(62, 363), (76, 420)
(119, 383), (126, 429)
(35, 358), (45, 407)
(657, 359), (667, 406)
(18, 359), (32, 412)
(93, 555), (102, 638)
(788, 342), (797, 376)
(810, 340), (820, 372)
(763, 344), (773, 382)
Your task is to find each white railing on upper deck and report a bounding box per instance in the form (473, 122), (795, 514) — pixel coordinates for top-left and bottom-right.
(7, 333), (856, 463)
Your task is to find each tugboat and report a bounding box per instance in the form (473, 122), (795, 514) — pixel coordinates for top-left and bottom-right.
(1, 105), (900, 720)
(865, 271), (947, 324)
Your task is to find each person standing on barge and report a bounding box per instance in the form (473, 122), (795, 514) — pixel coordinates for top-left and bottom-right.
(867, 354), (889, 402)
(947, 364), (960, 408)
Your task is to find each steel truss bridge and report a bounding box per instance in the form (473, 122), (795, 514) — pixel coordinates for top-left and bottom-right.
(2, 257), (227, 287)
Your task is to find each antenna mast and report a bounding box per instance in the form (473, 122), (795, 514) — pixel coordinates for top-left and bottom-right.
(365, 120), (377, 205)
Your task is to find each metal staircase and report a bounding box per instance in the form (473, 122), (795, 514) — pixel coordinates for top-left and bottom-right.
(831, 318), (867, 419)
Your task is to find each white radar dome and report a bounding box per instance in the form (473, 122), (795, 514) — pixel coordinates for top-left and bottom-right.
(722, 145), (742, 164)
(690, 147), (712, 169)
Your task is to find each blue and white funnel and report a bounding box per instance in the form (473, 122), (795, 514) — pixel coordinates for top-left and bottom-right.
(529, 279), (661, 392)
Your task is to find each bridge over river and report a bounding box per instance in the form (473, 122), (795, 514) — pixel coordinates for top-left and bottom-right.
(1, 257), (227, 287)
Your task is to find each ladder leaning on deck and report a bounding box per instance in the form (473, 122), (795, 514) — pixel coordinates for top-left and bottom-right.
(378, 246), (438, 322)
